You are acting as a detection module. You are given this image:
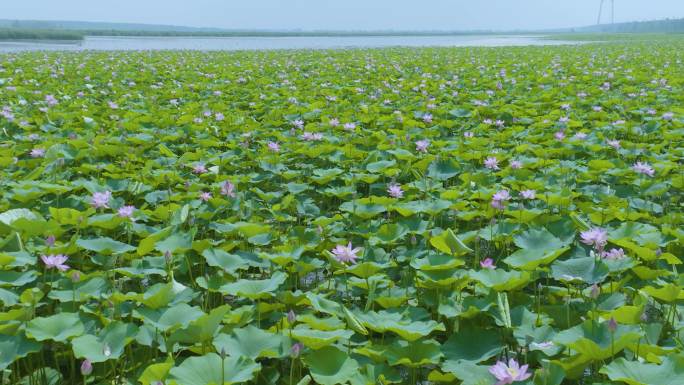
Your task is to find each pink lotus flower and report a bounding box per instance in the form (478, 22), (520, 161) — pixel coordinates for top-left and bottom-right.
(192, 163), (207, 174)
(580, 228), (608, 251)
(662, 112), (674, 121)
(220, 180), (236, 197)
(520, 189), (536, 200)
(80, 359), (93, 376)
(491, 190), (510, 210)
(329, 118), (339, 127)
(509, 160), (522, 169)
(292, 119), (304, 129)
(387, 183), (403, 198)
(480, 258), (495, 269)
(464, 131), (474, 138)
(607, 140), (620, 150)
(199, 192), (212, 202)
(573, 132), (587, 140)
(484, 157), (499, 170)
(554, 131), (565, 141)
(30, 148), (45, 158)
(415, 139), (430, 153)
(331, 242), (361, 264)
(214, 112), (225, 121)
(267, 141), (280, 152)
(601, 248), (625, 260)
(108, 101), (118, 109)
(45, 94), (58, 106)
(291, 342), (303, 358)
(489, 358), (531, 385)
(302, 132), (323, 141)
(343, 122), (356, 131)
(91, 191), (112, 209)
(608, 317), (618, 332)
(117, 205), (135, 218)
(633, 162), (655, 177)
(41, 254), (69, 271)
(422, 113), (433, 123)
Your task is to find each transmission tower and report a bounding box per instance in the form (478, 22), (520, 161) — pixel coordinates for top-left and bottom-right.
(597, 0), (615, 25)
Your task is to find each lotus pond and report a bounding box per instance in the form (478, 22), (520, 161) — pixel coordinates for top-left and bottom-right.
(0, 40), (683, 385)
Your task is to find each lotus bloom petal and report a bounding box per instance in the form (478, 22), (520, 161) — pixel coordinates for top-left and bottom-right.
(41, 254), (69, 271)
(387, 183), (403, 198)
(415, 139), (430, 153)
(91, 191), (112, 209)
(489, 358), (531, 384)
(331, 242), (361, 264)
(484, 156), (499, 169)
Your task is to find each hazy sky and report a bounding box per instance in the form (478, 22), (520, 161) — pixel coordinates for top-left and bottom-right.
(2, 0), (684, 31)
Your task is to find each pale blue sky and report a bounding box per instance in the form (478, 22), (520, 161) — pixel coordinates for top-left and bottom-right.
(2, 0), (683, 30)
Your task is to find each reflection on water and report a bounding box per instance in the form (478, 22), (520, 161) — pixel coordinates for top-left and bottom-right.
(0, 35), (577, 52)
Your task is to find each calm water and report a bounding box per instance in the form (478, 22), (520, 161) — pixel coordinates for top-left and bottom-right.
(0, 35), (577, 52)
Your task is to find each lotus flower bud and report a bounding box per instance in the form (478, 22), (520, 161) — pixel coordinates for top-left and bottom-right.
(291, 343), (303, 358)
(590, 284), (600, 299)
(608, 317), (618, 332)
(80, 359), (93, 376)
(287, 310), (296, 324)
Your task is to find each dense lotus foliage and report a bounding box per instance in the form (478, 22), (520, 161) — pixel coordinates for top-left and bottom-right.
(0, 40), (683, 385)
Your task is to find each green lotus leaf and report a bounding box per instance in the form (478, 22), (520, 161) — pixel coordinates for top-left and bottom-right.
(219, 272), (287, 299)
(168, 353), (261, 385)
(0, 270), (37, 287)
(394, 199), (452, 217)
(213, 325), (289, 359)
(169, 305), (231, 345)
(202, 248), (249, 275)
(0, 208), (41, 228)
(441, 326), (502, 363)
(553, 320), (643, 360)
(366, 160), (396, 173)
(77, 237), (136, 255)
(290, 326), (354, 350)
(427, 158), (460, 180)
(139, 359), (174, 385)
(138, 226), (174, 256)
(385, 339), (443, 367)
(551, 257), (609, 284)
(72, 321), (139, 362)
(470, 269), (531, 291)
(48, 276), (109, 303)
(642, 283), (682, 302)
(533, 360), (566, 385)
(0, 333), (42, 370)
(155, 231), (194, 253)
(354, 309), (445, 341)
(441, 360), (493, 385)
(411, 252), (465, 271)
(342, 261), (387, 279)
(600, 355), (684, 385)
(430, 229), (473, 256)
(26, 312), (85, 342)
(303, 346), (359, 385)
(504, 227), (572, 270)
(370, 223), (408, 244)
(134, 304), (205, 332)
(339, 200), (387, 219)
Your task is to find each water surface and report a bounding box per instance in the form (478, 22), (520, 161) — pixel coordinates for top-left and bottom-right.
(0, 35), (577, 52)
